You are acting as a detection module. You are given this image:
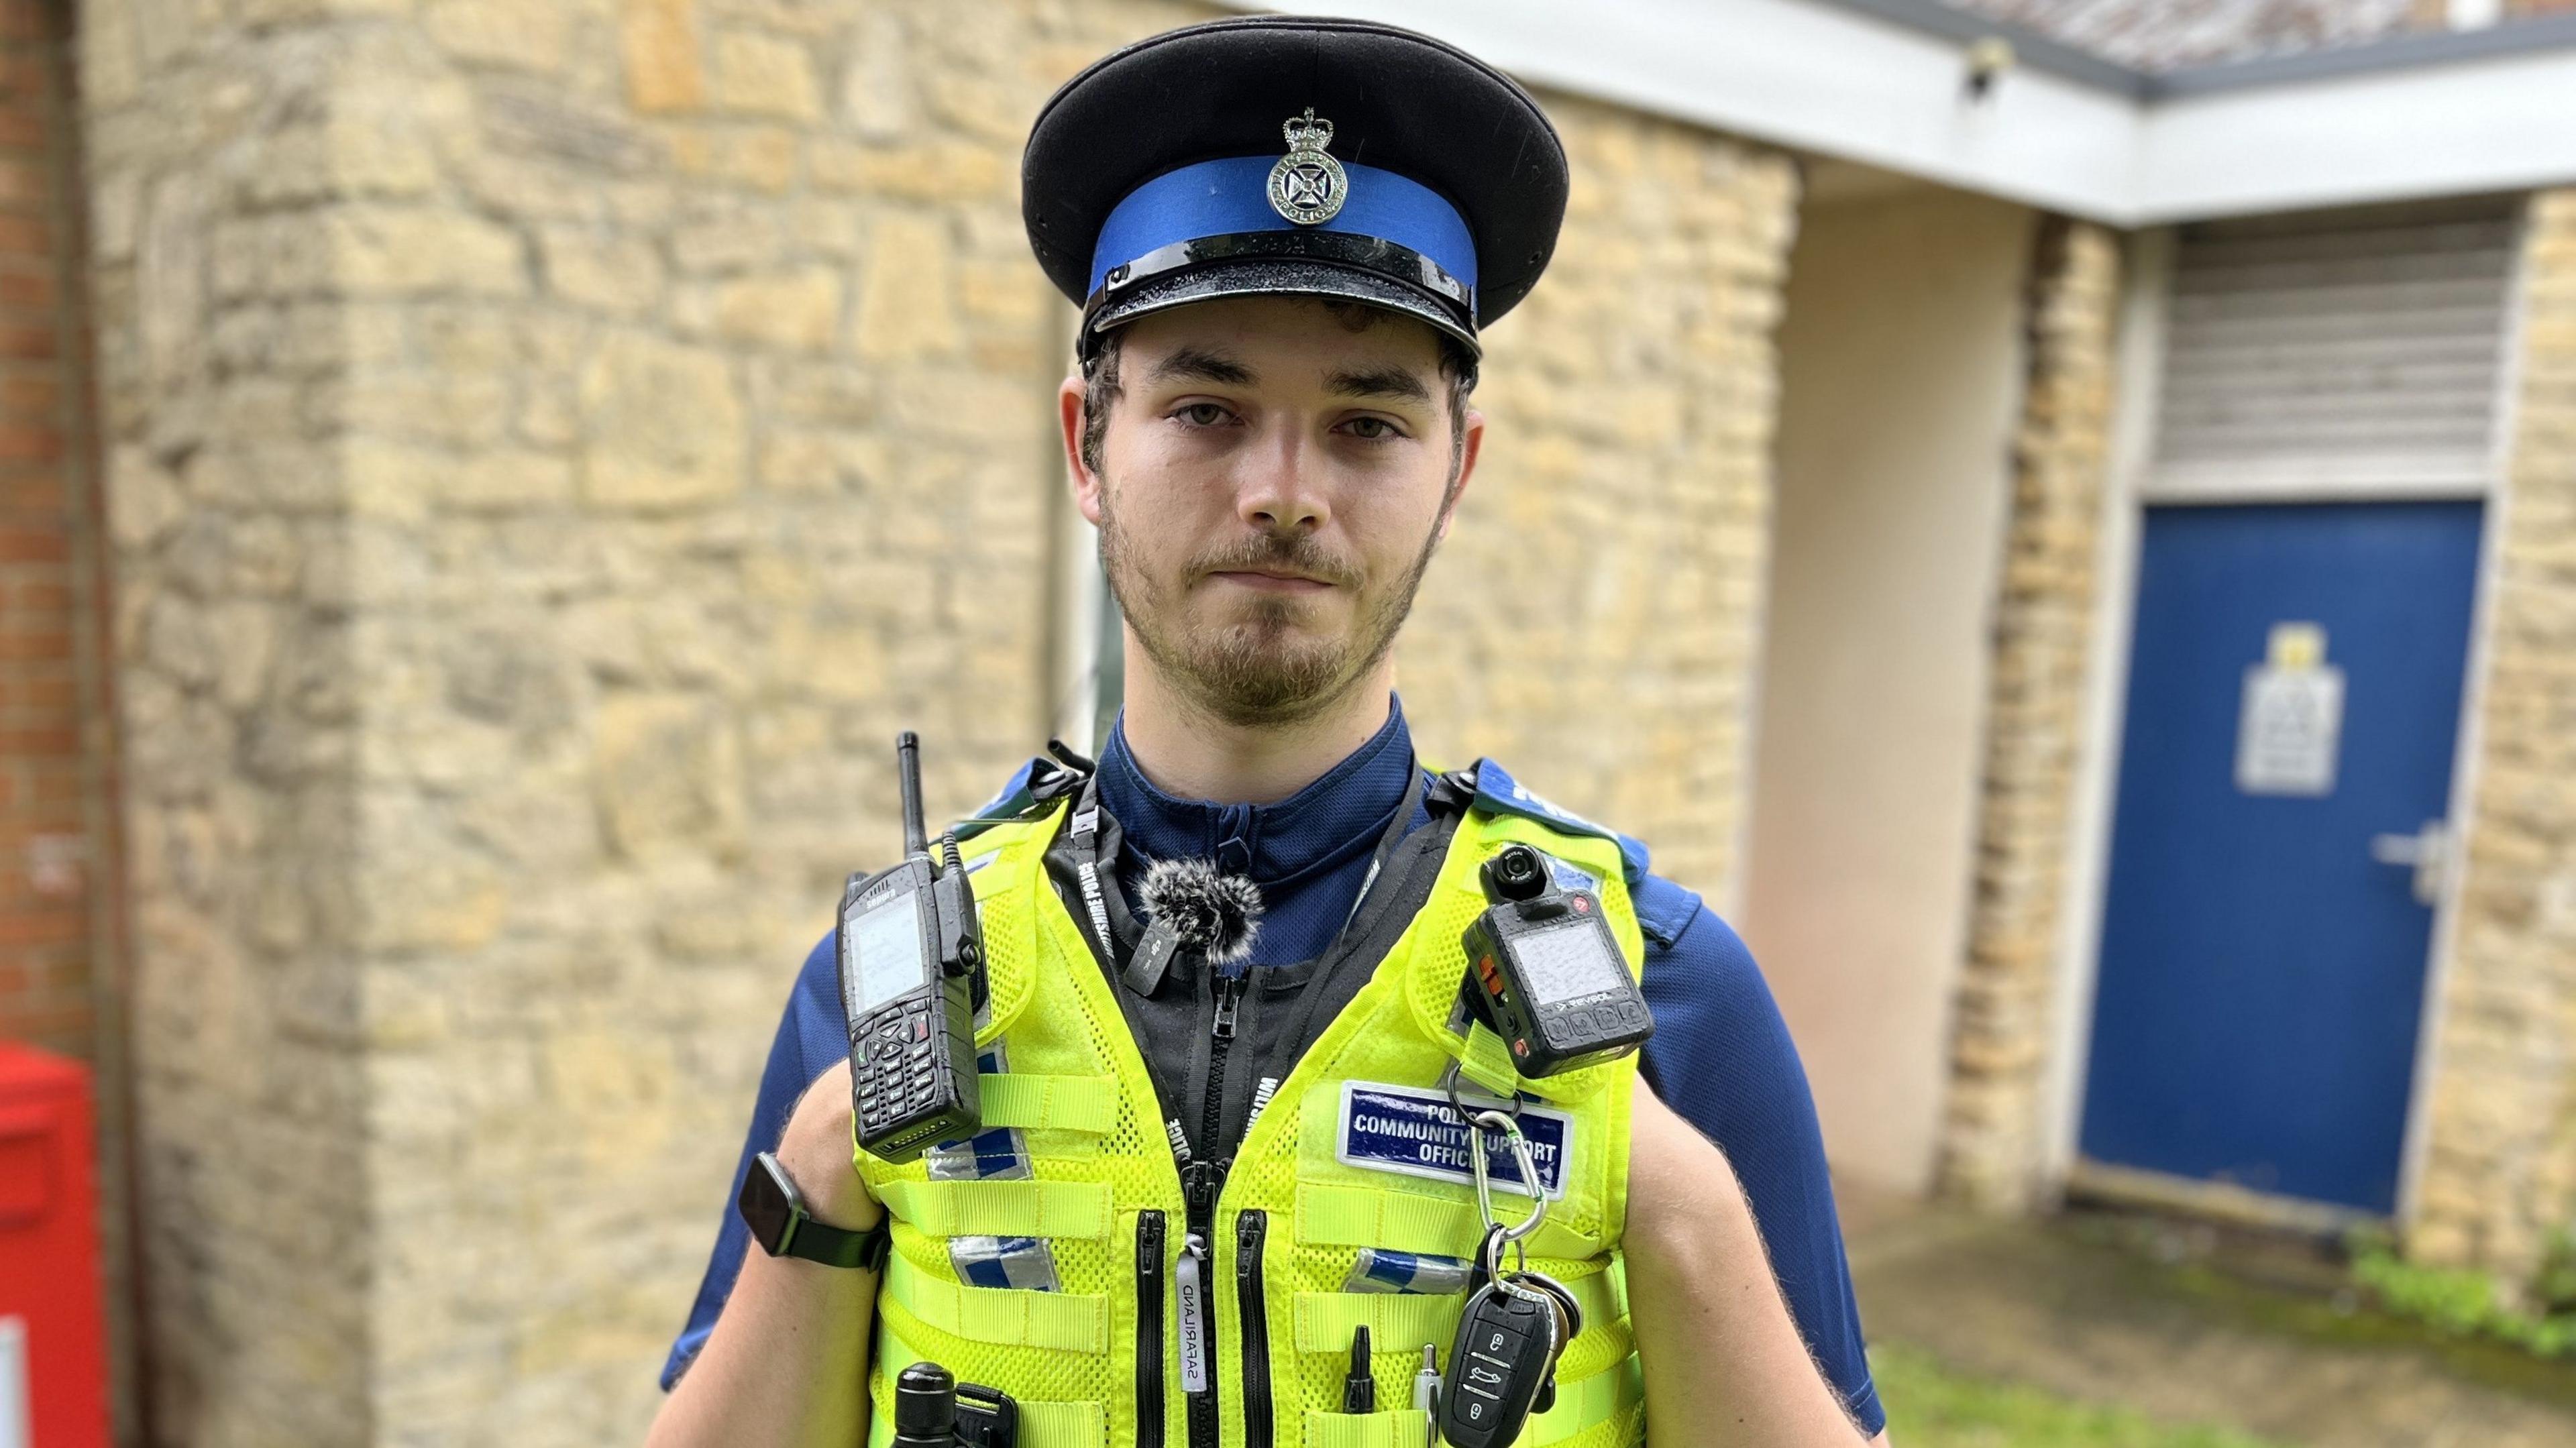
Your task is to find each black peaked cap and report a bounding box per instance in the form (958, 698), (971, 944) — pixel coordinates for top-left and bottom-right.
(1024, 16), (1569, 339)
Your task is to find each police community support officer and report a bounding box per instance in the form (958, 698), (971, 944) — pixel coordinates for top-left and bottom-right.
(649, 17), (1887, 1447)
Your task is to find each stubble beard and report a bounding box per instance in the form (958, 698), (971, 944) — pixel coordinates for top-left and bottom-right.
(1097, 486), (1452, 730)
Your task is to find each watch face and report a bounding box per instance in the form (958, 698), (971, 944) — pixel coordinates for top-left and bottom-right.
(737, 1153), (800, 1254)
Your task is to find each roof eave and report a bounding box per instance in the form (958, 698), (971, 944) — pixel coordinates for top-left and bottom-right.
(1221, 0), (2576, 225)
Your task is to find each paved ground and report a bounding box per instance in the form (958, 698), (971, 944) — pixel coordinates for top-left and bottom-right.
(1839, 1188), (2576, 1448)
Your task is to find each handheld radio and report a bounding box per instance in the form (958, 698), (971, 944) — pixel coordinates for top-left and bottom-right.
(1457, 844), (1653, 1077)
(839, 732), (985, 1163)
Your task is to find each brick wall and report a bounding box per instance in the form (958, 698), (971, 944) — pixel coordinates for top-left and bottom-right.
(1937, 217), (2124, 1209)
(0, 0), (105, 1066)
(2409, 189), (2576, 1284)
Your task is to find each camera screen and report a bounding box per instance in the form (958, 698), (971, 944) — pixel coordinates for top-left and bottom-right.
(847, 889), (928, 1016)
(1513, 918), (1630, 1005)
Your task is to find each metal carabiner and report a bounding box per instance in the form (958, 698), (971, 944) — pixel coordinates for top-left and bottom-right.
(1465, 1107), (1548, 1245)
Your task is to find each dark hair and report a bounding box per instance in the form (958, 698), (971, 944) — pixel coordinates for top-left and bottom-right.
(1079, 300), (1479, 477)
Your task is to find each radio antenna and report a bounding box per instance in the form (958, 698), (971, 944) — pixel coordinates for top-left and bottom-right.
(896, 731), (928, 859)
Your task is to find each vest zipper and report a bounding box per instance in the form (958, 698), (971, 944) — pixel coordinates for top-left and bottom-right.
(1182, 1159), (1228, 1448)
(1236, 1209), (1273, 1448)
(1199, 972), (1244, 1159)
(1138, 1209), (1168, 1448)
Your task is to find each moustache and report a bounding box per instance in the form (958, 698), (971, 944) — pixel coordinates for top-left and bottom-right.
(1187, 534), (1364, 590)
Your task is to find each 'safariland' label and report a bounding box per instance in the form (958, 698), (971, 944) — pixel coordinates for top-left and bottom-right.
(1175, 1246), (1208, 1393)
(1336, 1080), (1574, 1200)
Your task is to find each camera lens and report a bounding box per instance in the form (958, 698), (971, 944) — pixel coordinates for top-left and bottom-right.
(1491, 844), (1547, 901)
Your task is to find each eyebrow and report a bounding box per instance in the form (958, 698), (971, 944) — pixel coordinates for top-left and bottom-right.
(1324, 365), (1434, 405)
(1146, 347), (1256, 388)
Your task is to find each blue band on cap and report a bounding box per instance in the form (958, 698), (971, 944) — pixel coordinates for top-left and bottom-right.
(1087, 156), (1478, 302)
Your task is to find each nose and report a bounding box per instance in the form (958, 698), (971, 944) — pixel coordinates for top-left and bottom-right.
(1236, 422), (1328, 535)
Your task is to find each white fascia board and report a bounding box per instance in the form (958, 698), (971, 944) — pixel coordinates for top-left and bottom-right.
(1226, 0), (2141, 221)
(1216, 0), (2576, 225)
(2135, 49), (2576, 223)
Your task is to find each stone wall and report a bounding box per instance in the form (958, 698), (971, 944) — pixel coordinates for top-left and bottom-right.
(83, 1), (1799, 1443)
(83, 0), (1200, 1442)
(1937, 217), (2124, 1209)
(1399, 99), (1799, 896)
(2410, 188), (2576, 1283)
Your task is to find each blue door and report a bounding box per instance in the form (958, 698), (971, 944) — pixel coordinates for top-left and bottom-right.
(2080, 500), (2483, 1215)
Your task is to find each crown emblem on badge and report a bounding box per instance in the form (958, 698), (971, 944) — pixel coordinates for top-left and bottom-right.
(1267, 109), (1347, 226)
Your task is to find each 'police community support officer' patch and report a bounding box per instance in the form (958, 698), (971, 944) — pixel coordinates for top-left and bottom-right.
(1336, 1080), (1575, 1199)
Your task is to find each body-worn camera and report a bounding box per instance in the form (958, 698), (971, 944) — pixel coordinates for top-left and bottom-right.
(1458, 844), (1654, 1077)
(839, 732), (985, 1163)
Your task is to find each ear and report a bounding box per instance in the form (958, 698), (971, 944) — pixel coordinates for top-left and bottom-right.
(1060, 373), (1106, 527)
(1435, 406), (1486, 545)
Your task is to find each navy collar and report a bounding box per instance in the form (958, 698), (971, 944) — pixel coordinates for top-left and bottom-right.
(1095, 698), (1416, 891)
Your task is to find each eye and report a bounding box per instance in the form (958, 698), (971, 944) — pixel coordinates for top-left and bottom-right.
(1339, 415), (1405, 441)
(1174, 402), (1234, 428)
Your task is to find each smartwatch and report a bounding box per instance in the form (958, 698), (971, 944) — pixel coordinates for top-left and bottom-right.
(738, 1150), (890, 1270)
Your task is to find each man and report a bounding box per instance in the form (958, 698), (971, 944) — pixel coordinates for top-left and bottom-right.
(651, 17), (1886, 1447)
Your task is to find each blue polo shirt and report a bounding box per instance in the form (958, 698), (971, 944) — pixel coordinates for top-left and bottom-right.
(660, 706), (1884, 1436)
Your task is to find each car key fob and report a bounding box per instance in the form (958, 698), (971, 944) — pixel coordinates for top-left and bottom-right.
(1440, 1278), (1566, 1447)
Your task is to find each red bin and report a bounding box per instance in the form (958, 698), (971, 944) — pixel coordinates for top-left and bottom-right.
(0, 1044), (110, 1448)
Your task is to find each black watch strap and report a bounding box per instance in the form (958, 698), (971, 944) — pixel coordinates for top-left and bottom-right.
(742, 1150), (891, 1270)
(792, 1209), (892, 1270)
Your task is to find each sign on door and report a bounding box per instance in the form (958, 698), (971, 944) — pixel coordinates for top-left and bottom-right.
(2237, 622), (2343, 797)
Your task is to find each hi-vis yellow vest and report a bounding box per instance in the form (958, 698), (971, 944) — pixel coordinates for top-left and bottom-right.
(856, 774), (1649, 1448)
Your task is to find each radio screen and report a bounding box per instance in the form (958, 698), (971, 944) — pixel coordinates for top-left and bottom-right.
(1513, 918), (1630, 1005)
(849, 889), (928, 1016)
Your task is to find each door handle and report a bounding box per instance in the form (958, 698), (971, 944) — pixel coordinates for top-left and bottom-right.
(2369, 820), (2451, 907)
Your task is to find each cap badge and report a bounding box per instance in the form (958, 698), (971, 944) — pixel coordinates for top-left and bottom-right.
(1267, 109), (1346, 227)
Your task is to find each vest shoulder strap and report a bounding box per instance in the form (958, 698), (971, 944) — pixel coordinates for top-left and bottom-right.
(1465, 759), (1652, 888)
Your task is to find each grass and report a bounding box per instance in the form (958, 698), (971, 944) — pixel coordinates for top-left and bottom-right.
(2345, 1230), (2576, 1360)
(1870, 1344), (2291, 1448)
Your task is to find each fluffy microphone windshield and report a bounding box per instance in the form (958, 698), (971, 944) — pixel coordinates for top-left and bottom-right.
(1138, 858), (1265, 969)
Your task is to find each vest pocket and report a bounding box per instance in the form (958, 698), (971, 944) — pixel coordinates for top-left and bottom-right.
(1293, 1183), (1603, 1262)
(1523, 1352), (1644, 1445)
(878, 1252), (1108, 1353)
(870, 1315), (1111, 1447)
(1137, 1209), (1167, 1448)
(1288, 1290), (1467, 1355)
(1009, 1399), (1112, 1447)
(1298, 1408), (1430, 1447)
(877, 1178), (1114, 1239)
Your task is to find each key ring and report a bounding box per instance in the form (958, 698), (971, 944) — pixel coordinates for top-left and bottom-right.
(1466, 1107), (1548, 1245)
(1478, 1222), (1542, 1289)
(1441, 1058), (1520, 1125)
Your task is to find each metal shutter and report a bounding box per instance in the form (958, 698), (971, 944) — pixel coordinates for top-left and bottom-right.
(2151, 197), (2520, 497)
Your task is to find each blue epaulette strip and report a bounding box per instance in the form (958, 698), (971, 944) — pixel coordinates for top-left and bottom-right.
(1466, 760), (1652, 889)
(950, 759), (1040, 842)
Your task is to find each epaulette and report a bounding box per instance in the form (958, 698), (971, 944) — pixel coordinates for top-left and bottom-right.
(1464, 760), (1651, 889)
(950, 747), (1092, 842)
